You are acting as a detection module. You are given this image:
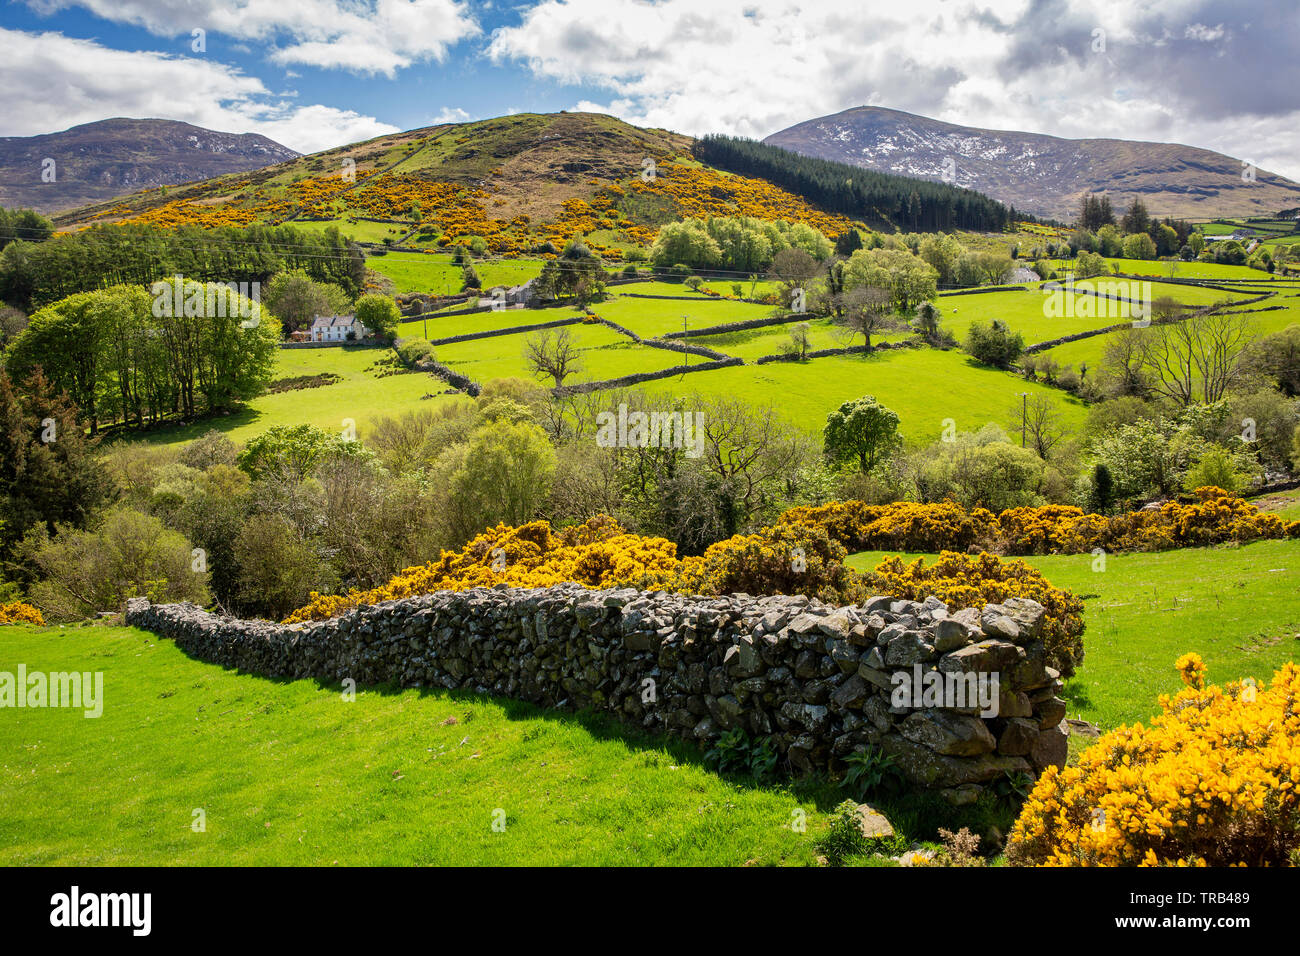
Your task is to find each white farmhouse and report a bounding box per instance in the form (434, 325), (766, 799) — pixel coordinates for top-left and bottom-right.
(310, 314), (369, 343)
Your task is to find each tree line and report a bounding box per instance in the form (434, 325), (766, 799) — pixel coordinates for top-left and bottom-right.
(692, 134), (1019, 232)
(4, 282), (280, 433)
(0, 218), (366, 312)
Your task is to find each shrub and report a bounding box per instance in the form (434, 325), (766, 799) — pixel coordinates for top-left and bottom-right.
(628, 521), (869, 606)
(1008, 656), (1300, 866)
(964, 319), (1024, 369)
(397, 338), (435, 366)
(0, 601), (44, 626)
(285, 515), (680, 623)
(23, 507), (209, 621)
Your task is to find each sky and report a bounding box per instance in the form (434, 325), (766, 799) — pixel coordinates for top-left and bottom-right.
(1, 0), (1298, 180)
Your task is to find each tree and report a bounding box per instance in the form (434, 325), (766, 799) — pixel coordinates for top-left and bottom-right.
(768, 247), (820, 284)
(1121, 232), (1157, 260)
(843, 247), (938, 312)
(823, 395), (902, 472)
(834, 230), (863, 257)
(0, 367), (113, 575)
(439, 419), (557, 541)
(1238, 324), (1300, 396)
(1075, 251), (1109, 278)
(238, 423), (365, 482)
(23, 507), (208, 620)
(649, 221), (722, 271)
(1139, 312), (1251, 406)
(781, 322), (813, 360)
(964, 319), (1024, 369)
(263, 269), (352, 335)
(1087, 462), (1115, 514)
(1100, 327), (1149, 397)
(354, 293), (400, 340)
(1017, 394), (1066, 459)
(835, 285), (894, 348)
(233, 512), (336, 621)
(524, 327), (584, 387)
(912, 300), (941, 344)
(1121, 197), (1151, 235)
(0, 206), (53, 252)
(974, 249), (1014, 285)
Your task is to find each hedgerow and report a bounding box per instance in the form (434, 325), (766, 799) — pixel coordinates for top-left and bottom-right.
(776, 487), (1298, 557)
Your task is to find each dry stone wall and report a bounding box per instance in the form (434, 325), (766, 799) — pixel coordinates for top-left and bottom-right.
(125, 584), (1069, 802)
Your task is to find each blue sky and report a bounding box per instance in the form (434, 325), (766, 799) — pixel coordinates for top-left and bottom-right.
(2, 0), (1298, 179)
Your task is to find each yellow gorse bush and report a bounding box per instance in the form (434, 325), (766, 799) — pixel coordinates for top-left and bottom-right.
(777, 488), (1298, 557)
(284, 515), (680, 623)
(1008, 658), (1300, 867)
(0, 601), (45, 626)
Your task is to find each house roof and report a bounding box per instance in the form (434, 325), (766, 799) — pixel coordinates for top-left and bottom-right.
(311, 314), (359, 329)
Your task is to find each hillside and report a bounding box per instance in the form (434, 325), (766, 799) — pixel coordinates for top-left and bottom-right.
(764, 106), (1300, 222)
(0, 118), (300, 214)
(49, 112), (1021, 254)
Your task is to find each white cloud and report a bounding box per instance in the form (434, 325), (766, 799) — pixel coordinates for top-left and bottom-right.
(487, 0), (1300, 181)
(0, 28), (399, 152)
(430, 107), (471, 124)
(23, 0), (481, 76)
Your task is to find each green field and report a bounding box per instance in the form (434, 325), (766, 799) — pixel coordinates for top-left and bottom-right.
(436, 321), (688, 384)
(645, 346), (1088, 440)
(595, 289), (777, 338)
(132, 345), (453, 447)
(847, 539), (1300, 730)
(0, 622), (838, 866)
(1036, 297), (1300, 370)
(5, 537), (1295, 864)
(291, 218), (408, 244)
(695, 317), (908, 360)
(367, 253), (546, 295)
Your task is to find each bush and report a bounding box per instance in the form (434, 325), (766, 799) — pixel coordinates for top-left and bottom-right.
(0, 601), (44, 625)
(397, 338), (435, 366)
(630, 522), (868, 606)
(23, 507), (209, 621)
(285, 515), (680, 623)
(1008, 656), (1300, 866)
(1182, 445), (1245, 494)
(964, 319), (1024, 369)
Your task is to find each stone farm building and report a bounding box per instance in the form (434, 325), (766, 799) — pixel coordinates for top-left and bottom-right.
(310, 314), (369, 343)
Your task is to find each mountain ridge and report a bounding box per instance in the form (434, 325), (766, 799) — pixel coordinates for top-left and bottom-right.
(763, 106), (1300, 221)
(0, 118), (301, 214)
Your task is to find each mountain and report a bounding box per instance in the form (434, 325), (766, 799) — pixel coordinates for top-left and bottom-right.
(0, 118), (300, 214)
(48, 111), (1024, 255)
(764, 106), (1300, 222)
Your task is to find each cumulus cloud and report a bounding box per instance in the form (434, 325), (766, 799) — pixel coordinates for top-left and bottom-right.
(430, 107), (472, 124)
(487, 0), (1300, 180)
(22, 0), (481, 76)
(0, 29), (399, 152)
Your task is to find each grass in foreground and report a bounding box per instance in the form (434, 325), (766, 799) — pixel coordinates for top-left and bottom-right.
(1, 623), (856, 865)
(0, 622), (1013, 866)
